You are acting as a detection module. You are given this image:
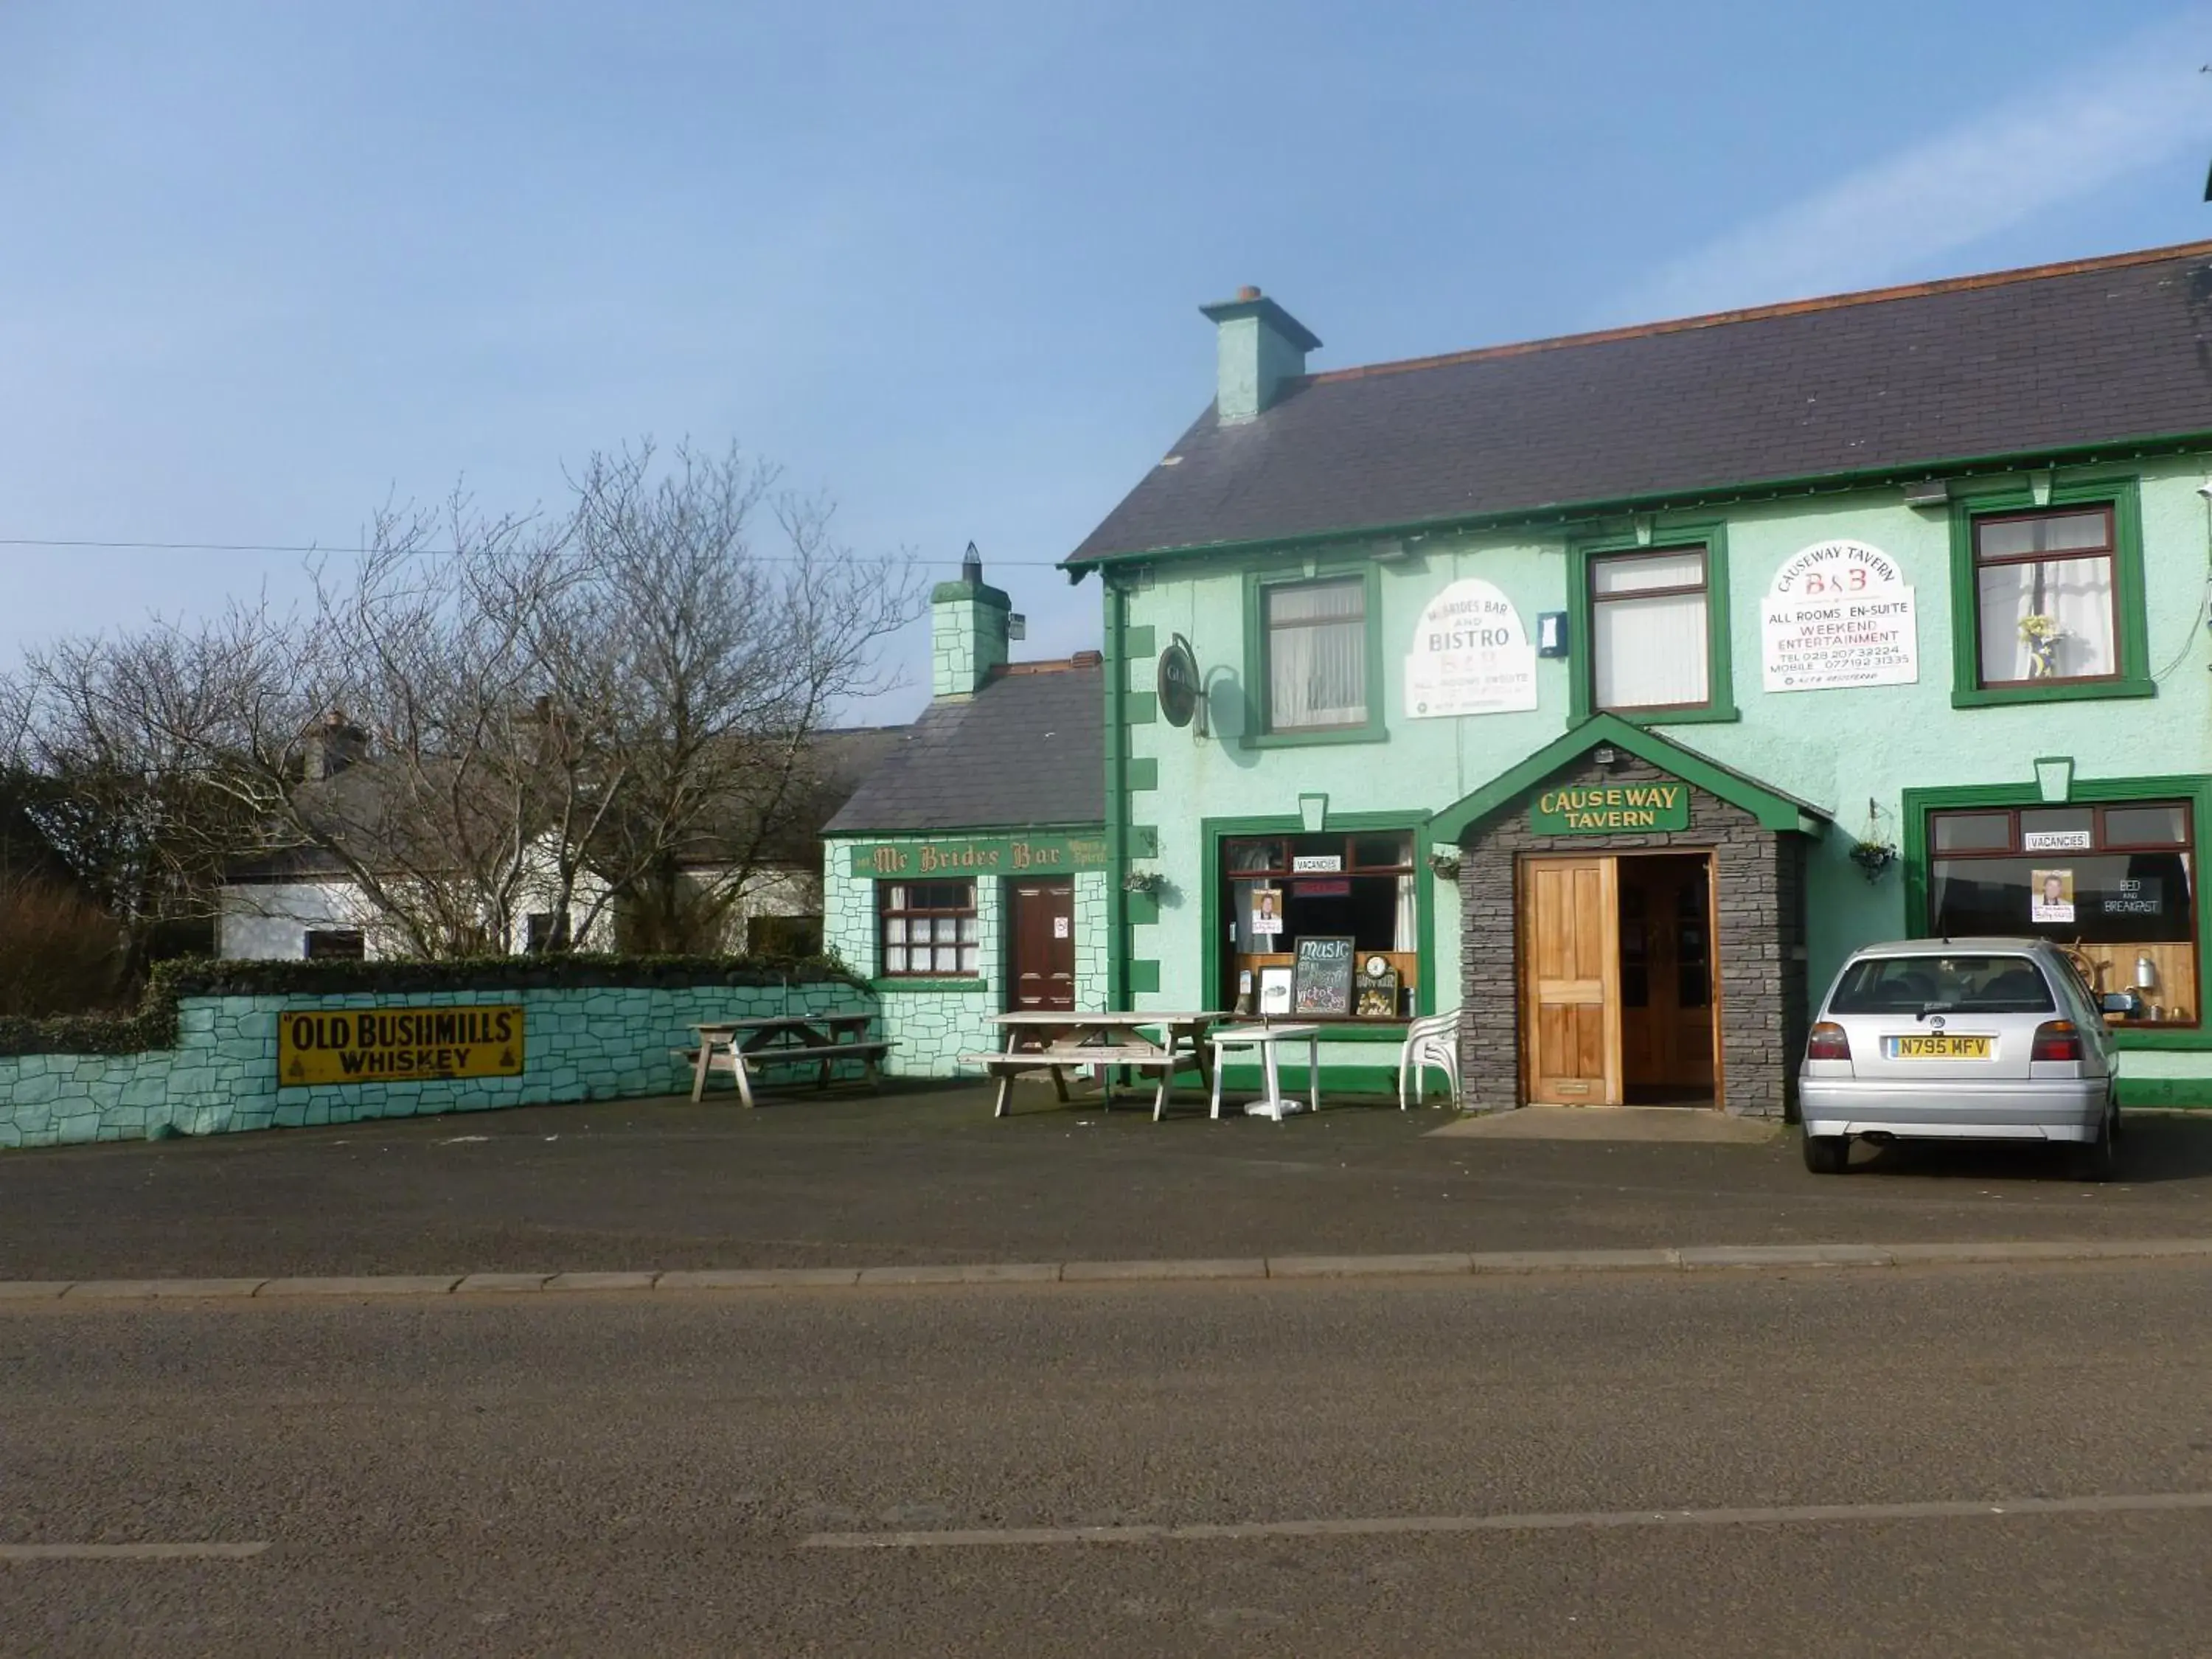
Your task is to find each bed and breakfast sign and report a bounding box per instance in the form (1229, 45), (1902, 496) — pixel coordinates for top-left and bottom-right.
(1761, 540), (1918, 692)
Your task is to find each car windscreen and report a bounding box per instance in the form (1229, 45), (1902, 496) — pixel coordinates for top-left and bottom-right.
(1828, 954), (2057, 1016)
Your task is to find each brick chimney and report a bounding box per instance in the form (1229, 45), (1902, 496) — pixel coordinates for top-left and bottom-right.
(1199, 285), (1321, 423)
(302, 710), (369, 781)
(930, 543), (1011, 700)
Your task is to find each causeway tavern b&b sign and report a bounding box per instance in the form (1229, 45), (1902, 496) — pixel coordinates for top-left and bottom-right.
(279, 1004), (524, 1086)
(1531, 782), (1689, 835)
(849, 834), (1110, 878)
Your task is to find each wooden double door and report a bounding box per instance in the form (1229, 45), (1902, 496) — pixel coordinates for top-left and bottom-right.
(1520, 852), (1718, 1107)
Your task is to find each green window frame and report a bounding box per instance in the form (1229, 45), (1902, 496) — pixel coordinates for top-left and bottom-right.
(1902, 772), (2212, 1054)
(1199, 810), (1437, 1028)
(1240, 562), (1386, 748)
(1947, 479), (2153, 709)
(1566, 521), (1737, 726)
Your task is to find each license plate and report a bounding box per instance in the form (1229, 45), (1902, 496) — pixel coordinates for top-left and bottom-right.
(1883, 1034), (1992, 1060)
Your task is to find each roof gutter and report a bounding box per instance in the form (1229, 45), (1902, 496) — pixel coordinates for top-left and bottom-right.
(1060, 428), (2212, 578)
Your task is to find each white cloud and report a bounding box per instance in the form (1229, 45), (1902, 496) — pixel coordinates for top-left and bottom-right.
(1615, 7), (2212, 323)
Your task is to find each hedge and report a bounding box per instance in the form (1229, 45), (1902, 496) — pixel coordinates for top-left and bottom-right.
(0, 953), (864, 1059)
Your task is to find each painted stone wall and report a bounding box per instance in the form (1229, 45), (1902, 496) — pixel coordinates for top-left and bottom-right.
(823, 836), (1112, 1078)
(0, 978), (875, 1151)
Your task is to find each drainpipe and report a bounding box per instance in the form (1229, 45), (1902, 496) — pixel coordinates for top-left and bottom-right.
(1103, 572), (1130, 1010)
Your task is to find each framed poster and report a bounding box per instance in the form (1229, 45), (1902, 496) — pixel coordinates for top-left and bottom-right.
(1354, 955), (1401, 1019)
(1257, 967), (1294, 1015)
(1290, 936), (1355, 1016)
(1251, 885), (1284, 937)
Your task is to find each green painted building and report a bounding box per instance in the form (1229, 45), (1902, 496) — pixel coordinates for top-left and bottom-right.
(822, 550), (1110, 1075)
(1059, 246), (2212, 1113)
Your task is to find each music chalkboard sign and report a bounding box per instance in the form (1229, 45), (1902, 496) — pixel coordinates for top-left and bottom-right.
(1290, 936), (1355, 1017)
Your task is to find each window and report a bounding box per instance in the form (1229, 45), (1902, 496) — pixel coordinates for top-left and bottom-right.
(304, 928), (365, 961)
(1829, 954), (2057, 1016)
(1263, 577), (1367, 732)
(1926, 802), (2196, 1026)
(879, 881), (978, 977)
(1972, 508), (2118, 686)
(748, 914), (824, 958)
(1590, 547), (1710, 713)
(1220, 831), (1417, 1019)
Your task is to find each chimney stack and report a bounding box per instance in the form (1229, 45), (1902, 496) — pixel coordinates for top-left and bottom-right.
(1199, 285), (1321, 423)
(930, 542), (1011, 700)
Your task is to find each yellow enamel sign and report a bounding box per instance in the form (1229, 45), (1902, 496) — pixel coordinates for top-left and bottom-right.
(279, 1005), (524, 1086)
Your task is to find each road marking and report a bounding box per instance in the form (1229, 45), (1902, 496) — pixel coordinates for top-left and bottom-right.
(800, 1490), (2212, 1549)
(0, 1543), (269, 1562)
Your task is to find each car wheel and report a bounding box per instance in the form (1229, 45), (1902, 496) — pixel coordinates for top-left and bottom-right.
(1802, 1132), (1849, 1175)
(2070, 1106), (2117, 1183)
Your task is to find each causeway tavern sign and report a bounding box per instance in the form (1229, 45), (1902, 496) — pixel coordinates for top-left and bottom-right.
(1531, 782), (1690, 835)
(279, 1004), (524, 1086)
(849, 834), (1111, 878)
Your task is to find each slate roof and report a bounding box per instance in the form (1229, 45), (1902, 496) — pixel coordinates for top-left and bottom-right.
(824, 661), (1104, 835)
(1069, 240), (2212, 565)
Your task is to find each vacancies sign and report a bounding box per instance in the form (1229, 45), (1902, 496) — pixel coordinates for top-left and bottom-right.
(279, 1004), (525, 1087)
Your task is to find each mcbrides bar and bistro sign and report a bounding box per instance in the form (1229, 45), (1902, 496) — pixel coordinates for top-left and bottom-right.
(849, 834), (1111, 877)
(279, 1004), (525, 1086)
(1531, 782), (1690, 835)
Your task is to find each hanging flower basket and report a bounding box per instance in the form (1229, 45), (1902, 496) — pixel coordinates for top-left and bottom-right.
(1121, 869), (1167, 897)
(1849, 838), (1897, 881)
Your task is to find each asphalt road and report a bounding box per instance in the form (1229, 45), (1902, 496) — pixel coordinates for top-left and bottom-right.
(6, 1261), (2212, 1655)
(4, 1088), (2212, 1281)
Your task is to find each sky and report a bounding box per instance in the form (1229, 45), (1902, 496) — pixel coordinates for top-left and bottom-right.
(5, 1), (2212, 722)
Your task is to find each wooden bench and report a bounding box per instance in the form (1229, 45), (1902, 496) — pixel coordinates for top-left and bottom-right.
(957, 1043), (1204, 1121)
(673, 1040), (894, 1107)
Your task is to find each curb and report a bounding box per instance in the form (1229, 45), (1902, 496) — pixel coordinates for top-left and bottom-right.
(7, 1237), (2212, 1303)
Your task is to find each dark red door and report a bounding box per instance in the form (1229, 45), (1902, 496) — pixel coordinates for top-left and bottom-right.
(1010, 880), (1077, 1011)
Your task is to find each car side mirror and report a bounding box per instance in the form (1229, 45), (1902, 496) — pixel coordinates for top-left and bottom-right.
(2101, 992), (2141, 1017)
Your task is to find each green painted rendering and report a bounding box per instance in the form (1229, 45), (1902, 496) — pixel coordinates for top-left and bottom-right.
(1105, 455), (2212, 1096)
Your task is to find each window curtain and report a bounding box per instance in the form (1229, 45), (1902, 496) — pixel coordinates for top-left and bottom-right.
(1975, 557), (2115, 681)
(1591, 552), (1708, 709)
(1268, 582), (1367, 728)
(1393, 875), (1417, 951)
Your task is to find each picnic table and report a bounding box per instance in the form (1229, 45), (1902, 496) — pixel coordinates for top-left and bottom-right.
(961, 1011), (1230, 1121)
(679, 1012), (891, 1107)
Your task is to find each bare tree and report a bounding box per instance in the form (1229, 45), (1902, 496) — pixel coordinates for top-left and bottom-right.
(7, 442), (916, 964)
(546, 440), (918, 953)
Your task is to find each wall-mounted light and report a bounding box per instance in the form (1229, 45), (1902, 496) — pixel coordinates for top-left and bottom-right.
(1591, 745), (1619, 768)
(1901, 479), (1951, 509)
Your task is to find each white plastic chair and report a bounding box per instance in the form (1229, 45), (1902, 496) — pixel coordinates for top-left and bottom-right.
(1397, 1009), (1463, 1110)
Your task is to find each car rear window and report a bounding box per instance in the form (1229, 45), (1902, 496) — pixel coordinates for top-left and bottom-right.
(1829, 954), (2057, 1015)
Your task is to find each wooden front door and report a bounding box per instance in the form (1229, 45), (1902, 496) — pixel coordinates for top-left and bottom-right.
(1521, 857), (1621, 1105)
(1009, 880), (1077, 1012)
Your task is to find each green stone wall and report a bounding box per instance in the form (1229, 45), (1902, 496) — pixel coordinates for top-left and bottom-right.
(0, 979), (877, 1150)
(824, 834), (1110, 1078)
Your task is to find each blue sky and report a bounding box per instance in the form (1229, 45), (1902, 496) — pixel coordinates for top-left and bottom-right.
(5, 1), (2212, 720)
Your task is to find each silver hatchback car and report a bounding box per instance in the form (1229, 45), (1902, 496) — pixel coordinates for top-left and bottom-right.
(1800, 938), (2132, 1180)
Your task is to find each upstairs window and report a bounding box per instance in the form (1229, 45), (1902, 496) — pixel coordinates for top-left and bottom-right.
(1590, 548), (1710, 712)
(1972, 508), (2118, 686)
(1263, 577), (1368, 731)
